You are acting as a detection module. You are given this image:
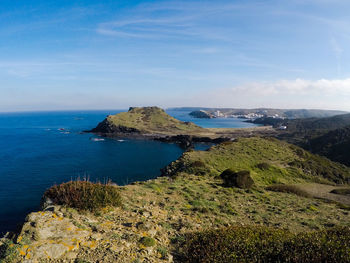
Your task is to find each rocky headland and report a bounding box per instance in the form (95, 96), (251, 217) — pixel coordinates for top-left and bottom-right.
(88, 106), (276, 148)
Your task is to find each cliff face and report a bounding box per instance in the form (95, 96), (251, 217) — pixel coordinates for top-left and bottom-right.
(90, 118), (141, 134)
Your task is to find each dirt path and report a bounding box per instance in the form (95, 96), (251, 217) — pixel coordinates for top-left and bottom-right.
(297, 183), (350, 205)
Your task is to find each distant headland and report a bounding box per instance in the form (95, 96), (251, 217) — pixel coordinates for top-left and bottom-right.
(88, 106), (275, 148)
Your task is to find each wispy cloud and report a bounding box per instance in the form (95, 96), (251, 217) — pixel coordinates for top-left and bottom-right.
(192, 78), (350, 110)
(330, 38), (343, 75)
(95, 2), (246, 41)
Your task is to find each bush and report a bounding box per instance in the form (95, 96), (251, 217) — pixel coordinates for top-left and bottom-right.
(256, 162), (271, 170)
(220, 169), (254, 189)
(139, 237), (156, 247)
(266, 184), (311, 198)
(179, 225), (350, 263)
(43, 180), (122, 211)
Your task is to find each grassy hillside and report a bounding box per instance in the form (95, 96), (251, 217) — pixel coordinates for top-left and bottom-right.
(106, 106), (205, 135)
(273, 114), (350, 166)
(2, 138), (350, 262)
(285, 113), (350, 135)
(163, 137), (350, 185)
(308, 126), (350, 166)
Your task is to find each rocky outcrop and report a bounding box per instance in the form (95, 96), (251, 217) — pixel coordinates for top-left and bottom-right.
(87, 107), (232, 148)
(89, 118), (141, 134)
(156, 135), (231, 149)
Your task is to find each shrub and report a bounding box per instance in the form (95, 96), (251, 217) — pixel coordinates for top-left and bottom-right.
(220, 169), (254, 189)
(139, 237), (156, 247)
(179, 225), (350, 263)
(266, 184), (311, 198)
(256, 162), (271, 170)
(43, 180), (122, 211)
(330, 188), (350, 195)
(185, 161), (210, 176)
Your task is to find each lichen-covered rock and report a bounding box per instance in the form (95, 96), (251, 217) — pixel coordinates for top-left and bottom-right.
(16, 210), (91, 261)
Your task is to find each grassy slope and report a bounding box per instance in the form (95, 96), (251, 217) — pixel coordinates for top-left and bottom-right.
(107, 107), (205, 135)
(2, 138), (350, 262)
(166, 137), (350, 185)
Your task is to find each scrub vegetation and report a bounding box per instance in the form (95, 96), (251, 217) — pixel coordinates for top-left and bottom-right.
(43, 180), (122, 211)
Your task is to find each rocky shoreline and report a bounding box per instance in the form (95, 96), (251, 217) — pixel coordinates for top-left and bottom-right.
(86, 115), (233, 148)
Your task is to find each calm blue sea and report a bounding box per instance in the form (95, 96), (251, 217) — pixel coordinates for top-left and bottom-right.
(0, 109), (257, 234)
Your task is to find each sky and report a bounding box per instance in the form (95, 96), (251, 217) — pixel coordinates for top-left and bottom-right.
(1, 0), (350, 111)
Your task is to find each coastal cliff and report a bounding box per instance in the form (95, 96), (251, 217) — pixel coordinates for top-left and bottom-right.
(89, 106), (276, 148)
(1, 137), (350, 262)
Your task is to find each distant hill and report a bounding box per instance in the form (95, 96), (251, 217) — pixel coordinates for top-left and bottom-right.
(308, 126), (350, 166)
(91, 106), (205, 136)
(273, 113), (350, 166)
(169, 107), (347, 119)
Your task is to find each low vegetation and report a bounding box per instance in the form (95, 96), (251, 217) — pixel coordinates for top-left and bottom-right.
(139, 237), (156, 247)
(43, 180), (122, 211)
(179, 225), (350, 263)
(266, 184), (311, 198)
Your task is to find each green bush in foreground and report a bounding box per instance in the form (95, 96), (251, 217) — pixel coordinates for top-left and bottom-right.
(139, 237), (156, 247)
(180, 225), (350, 263)
(43, 180), (122, 211)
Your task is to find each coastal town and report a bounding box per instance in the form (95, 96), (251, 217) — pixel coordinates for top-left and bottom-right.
(189, 109), (283, 120)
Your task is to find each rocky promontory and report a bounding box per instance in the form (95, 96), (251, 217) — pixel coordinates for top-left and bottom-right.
(88, 106), (276, 148)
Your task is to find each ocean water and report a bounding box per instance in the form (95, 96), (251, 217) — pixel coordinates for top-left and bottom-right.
(0, 109), (257, 234)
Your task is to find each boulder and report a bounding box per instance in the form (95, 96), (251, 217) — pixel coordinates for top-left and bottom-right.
(220, 169), (254, 189)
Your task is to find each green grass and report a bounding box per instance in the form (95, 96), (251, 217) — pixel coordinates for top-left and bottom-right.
(43, 180), (122, 211)
(179, 225), (350, 263)
(164, 137), (350, 185)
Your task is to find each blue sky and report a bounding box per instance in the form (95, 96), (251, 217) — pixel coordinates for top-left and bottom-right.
(1, 0), (350, 111)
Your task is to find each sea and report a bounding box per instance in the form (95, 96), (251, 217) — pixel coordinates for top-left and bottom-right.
(0, 109), (257, 234)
